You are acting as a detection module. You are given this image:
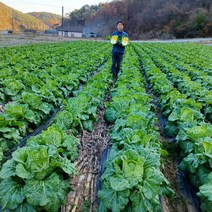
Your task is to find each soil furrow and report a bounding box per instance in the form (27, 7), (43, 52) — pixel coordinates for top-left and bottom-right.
(62, 93), (111, 212)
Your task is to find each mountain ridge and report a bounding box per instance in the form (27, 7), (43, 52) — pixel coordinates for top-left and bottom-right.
(0, 2), (61, 32)
(28, 12), (61, 29)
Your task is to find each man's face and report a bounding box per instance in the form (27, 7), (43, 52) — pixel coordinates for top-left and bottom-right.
(117, 23), (124, 32)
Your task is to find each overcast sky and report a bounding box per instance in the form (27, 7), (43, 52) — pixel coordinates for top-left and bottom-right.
(1, 0), (112, 15)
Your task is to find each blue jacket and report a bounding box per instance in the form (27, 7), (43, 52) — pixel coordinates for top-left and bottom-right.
(111, 31), (128, 54)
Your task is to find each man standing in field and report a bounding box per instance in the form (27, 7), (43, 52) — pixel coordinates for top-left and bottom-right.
(110, 20), (129, 80)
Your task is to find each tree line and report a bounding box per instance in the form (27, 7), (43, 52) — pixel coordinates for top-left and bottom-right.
(63, 0), (212, 39)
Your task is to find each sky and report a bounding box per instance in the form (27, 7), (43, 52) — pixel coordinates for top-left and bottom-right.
(1, 0), (112, 15)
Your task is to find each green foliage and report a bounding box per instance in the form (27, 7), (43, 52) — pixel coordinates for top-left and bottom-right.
(99, 144), (172, 212)
(104, 107), (117, 123)
(105, 35), (110, 40)
(194, 9), (208, 29)
(0, 125), (78, 211)
(0, 41), (111, 163)
(0, 41), (113, 211)
(67, 4), (100, 26)
(24, 173), (69, 212)
(0, 177), (25, 210)
(0, 40), (211, 211)
(197, 173), (212, 212)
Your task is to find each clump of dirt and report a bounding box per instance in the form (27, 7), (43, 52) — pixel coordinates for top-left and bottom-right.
(62, 98), (111, 212)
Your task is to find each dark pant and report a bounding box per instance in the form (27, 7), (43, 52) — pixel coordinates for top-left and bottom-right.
(111, 53), (123, 77)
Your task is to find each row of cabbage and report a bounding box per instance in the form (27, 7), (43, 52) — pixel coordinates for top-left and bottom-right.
(147, 43), (212, 73)
(98, 46), (174, 212)
(0, 41), (110, 164)
(133, 43), (212, 211)
(140, 43), (211, 122)
(0, 57), (113, 211)
(143, 43), (212, 90)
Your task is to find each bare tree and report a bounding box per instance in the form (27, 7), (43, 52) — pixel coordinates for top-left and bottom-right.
(64, 0), (212, 39)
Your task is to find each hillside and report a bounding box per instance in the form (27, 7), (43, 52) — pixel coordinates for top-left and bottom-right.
(65, 0), (212, 39)
(0, 2), (48, 32)
(28, 12), (61, 29)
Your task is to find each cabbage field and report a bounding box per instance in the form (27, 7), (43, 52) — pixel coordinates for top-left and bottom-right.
(0, 40), (211, 212)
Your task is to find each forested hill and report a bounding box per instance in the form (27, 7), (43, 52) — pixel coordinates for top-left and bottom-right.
(0, 2), (48, 31)
(0, 2), (61, 32)
(64, 0), (212, 39)
(28, 12), (61, 29)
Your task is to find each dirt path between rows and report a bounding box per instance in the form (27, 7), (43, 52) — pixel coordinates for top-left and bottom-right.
(62, 93), (112, 212)
(152, 93), (200, 212)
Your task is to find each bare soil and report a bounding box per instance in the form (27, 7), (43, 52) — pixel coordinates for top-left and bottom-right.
(155, 104), (199, 212)
(62, 95), (111, 212)
(1, 34), (211, 47)
(160, 139), (189, 212)
(0, 33), (90, 47)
